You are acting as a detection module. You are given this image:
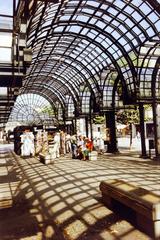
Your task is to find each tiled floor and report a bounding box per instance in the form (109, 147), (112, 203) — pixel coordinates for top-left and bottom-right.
(0, 144), (160, 240)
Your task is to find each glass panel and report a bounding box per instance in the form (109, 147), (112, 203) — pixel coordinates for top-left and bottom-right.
(0, 33), (12, 47)
(132, 11), (143, 21)
(0, 16), (13, 29)
(140, 3), (152, 14)
(0, 87), (7, 96)
(124, 6), (134, 14)
(0, 48), (11, 62)
(0, 0), (13, 15)
(148, 12), (159, 22)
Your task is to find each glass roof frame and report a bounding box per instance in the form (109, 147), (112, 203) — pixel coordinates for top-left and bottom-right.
(8, 0), (160, 123)
(22, 83), (66, 107)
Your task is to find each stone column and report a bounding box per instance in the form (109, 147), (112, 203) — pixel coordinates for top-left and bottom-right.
(152, 103), (160, 158)
(85, 116), (89, 137)
(89, 116), (93, 140)
(139, 103), (147, 158)
(105, 110), (118, 153)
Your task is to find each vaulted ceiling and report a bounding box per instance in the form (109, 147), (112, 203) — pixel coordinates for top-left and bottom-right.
(1, 0), (160, 125)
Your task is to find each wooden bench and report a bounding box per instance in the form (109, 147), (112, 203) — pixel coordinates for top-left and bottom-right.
(99, 179), (160, 239)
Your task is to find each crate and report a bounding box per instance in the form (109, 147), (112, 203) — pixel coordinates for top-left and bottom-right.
(88, 151), (97, 160)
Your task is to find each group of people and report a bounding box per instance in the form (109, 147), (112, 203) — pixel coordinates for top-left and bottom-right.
(70, 135), (105, 160)
(48, 132), (105, 161)
(48, 131), (71, 158)
(19, 129), (105, 160)
(71, 135), (93, 160)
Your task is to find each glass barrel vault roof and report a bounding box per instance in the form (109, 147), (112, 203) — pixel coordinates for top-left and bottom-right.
(9, 0), (160, 123)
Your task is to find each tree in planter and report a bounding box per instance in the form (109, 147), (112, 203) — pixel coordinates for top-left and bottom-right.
(117, 105), (152, 146)
(117, 108), (139, 124)
(41, 106), (56, 116)
(117, 108), (139, 146)
(93, 115), (105, 124)
(39, 106), (59, 125)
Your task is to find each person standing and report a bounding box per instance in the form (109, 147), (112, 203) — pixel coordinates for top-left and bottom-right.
(53, 132), (60, 158)
(97, 136), (104, 154)
(60, 131), (66, 155)
(71, 135), (77, 159)
(65, 133), (71, 153)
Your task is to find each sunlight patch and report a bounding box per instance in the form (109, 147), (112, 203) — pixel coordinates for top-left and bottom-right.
(64, 220), (87, 240)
